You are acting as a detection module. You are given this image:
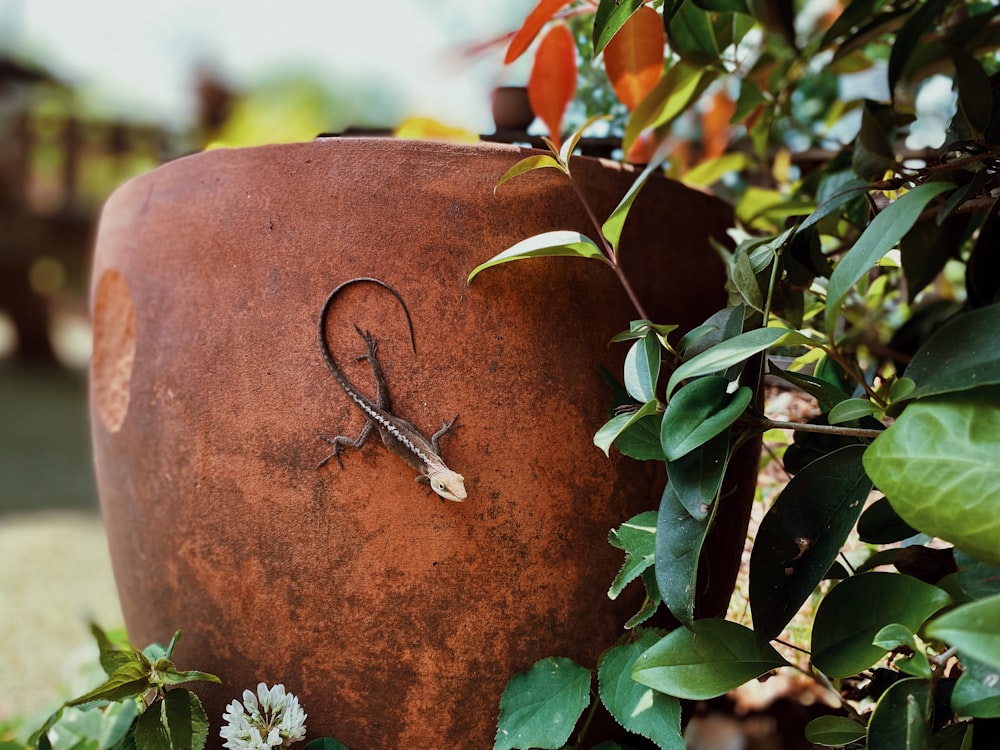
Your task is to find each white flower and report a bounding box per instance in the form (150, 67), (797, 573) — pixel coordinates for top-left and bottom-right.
(220, 682), (307, 750)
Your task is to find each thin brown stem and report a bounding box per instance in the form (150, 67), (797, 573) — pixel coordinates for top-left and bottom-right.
(755, 417), (883, 440)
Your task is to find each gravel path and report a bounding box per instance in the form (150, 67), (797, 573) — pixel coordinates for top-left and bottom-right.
(0, 512), (122, 722)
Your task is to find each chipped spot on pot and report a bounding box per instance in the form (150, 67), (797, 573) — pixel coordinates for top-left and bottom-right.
(92, 269), (135, 433)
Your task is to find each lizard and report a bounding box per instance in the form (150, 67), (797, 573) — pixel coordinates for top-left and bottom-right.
(316, 277), (467, 502)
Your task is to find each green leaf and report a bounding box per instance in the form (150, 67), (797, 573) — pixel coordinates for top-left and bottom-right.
(155, 668), (221, 687)
(825, 181), (954, 332)
(864, 387), (1000, 566)
(495, 155), (567, 192)
(467, 230), (609, 283)
(797, 179), (870, 234)
(666, 1), (720, 63)
(888, 0), (948, 95)
(98, 700), (139, 750)
(623, 61), (709, 154)
(90, 624), (138, 678)
(660, 378), (750, 461)
(891, 303), (1000, 408)
(857, 496), (918, 544)
(594, 399), (661, 457)
(598, 632), (684, 750)
(811, 573), (950, 678)
(750, 445), (873, 642)
(304, 740), (351, 750)
(608, 512), (657, 599)
(631, 620), (789, 700)
(602, 146), (670, 253)
(827, 397), (878, 424)
(593, 0), (647, 54)
(766, 364), (851, 412)
(951, 656), (1000, 718)
(65, 663), (152, 710)
(804, 715), (866, 746)
(624, 331), (661, 403)
(655, 482), (713, 626)
(925, 594), (1000, 670)
(682, 152), (754, 188)
(865, 677), (931, 750)
(955, 550), (1000, 600)
(494, 657), (591, 750)
(667, 431), (729, 520)
(667, 327), (809, 397)
(134, 705), (170, 750)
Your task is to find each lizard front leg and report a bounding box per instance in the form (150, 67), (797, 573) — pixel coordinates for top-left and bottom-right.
(431, 414), (461, 455)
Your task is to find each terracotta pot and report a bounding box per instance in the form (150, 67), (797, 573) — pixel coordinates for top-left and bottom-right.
(89, 138), (733, 748)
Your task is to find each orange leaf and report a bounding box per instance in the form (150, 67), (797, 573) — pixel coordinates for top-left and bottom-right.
(700, 90), (737, 160)
(528, 23), (577, 150)
(505, 0), (574, 65)
(604, 6), (665, 111)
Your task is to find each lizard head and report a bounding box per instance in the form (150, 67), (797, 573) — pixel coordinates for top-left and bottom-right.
(428, 469), (467, 502)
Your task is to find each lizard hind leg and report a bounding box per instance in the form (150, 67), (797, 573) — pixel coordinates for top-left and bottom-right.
(316, 420), (375, 469)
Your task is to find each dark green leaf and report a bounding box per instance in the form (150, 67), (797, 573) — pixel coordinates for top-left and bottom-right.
(887, 0), (947, 94)
(732, 244), (765, 312)
(804, 715), (866, 746)
(467, 231), (609, 283)
(865, 387), (1000, 566)
(796, 179), (870, 234)
(614, 413), (667, 461)
(825, 181), (954, 332)
(750, 445), (872, 641)
(820, 0), (880, 47)
(966, 200), (1000, 309)
(866, 677), (931, 749)
(894, 302), (1000, 407)
(624, 331), (661, 403)
(811, 573), (950, 678)
(655, 482), (712, 626)
(608, 512), (658, 599)
(693, 0), (747, 11)
(595, 399), (661, 457)
(951, 655), (1000, 718)
(853, 101), (900, 180)
(304, 740), (351, 750)
(661, 377), (750, 461)
(134, 705), (170, 750)
(925, 594), (1000, 670)
(625, 567), (663, 629)
(598, 632), (685, 750)
(65, 663), (152, 710)
(494, 657), (591, 750)
(632, 620), (789, 700)
(858, 496), (918, 544)
(955, 550), (1000, 600)
(900, 219), (955, 303)
(593, 0), (647, 54)
(667, 431), (729, 520)
(667, 1), (720, 63)
(766, 364), (851, 412)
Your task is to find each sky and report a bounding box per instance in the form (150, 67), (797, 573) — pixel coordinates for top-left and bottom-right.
(0, 0), (535, 133)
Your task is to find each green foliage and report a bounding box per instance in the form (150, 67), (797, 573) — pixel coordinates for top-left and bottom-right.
(478, 0), (1000, 745)
(30, 625), (219, 750)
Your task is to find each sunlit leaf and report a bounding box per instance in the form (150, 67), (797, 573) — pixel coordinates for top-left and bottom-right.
(495, 657), (591, 750)
(825, 181), (953, 333)
(604, 6), (665, 111)
(926, 594), (1000, 670)
(495, 155), (567, 192)
(528, 22), (577, 150)
(682, 152), (755, 188)
(593, 0), (647, 54)
(467, 230), (609, 283)
(505, 0), (573, 64)
(623, 60), (709, 154)
(865, 388), (1000, 566)
(632, 619), (789, 700)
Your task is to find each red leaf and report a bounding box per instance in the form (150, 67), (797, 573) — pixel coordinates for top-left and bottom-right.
(604, 5), (665, 111)
(505, 0), (575, 65)
(528, 22), (577, 150)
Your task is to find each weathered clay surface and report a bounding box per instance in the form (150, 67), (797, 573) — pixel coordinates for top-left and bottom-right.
(90, 138), (732, 748)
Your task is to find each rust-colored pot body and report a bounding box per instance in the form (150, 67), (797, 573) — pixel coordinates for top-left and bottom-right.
(90, 138), (731, 748)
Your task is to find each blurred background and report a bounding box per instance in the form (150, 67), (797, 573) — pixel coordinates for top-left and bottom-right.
(0, 0), (532, 722)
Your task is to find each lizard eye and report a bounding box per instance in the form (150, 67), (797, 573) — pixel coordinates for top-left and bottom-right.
(437, 482), (445, 490)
